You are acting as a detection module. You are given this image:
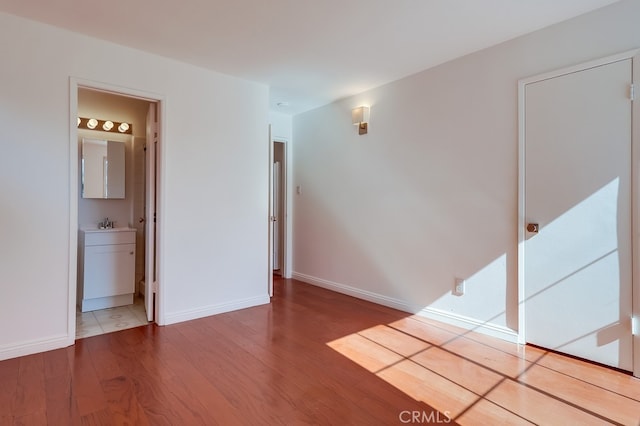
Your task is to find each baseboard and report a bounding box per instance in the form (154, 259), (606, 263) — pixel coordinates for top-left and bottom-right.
(163, 295), (271, 325)
(292, 272), (518, 343)
(0, 334), (73, 361)
(81, 293), (134, 312)
(415, 306), (518, 343)
(292, 272), (414, 312)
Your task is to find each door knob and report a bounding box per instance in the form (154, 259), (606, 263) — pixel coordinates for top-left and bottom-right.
(527, 223), (539, 233)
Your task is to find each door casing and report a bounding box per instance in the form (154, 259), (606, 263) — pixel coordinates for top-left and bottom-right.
(268, 135), (291, 293)
(68, 78), (166, 342)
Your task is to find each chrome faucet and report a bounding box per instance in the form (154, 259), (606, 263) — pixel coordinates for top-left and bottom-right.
(99, 217), (114, 229)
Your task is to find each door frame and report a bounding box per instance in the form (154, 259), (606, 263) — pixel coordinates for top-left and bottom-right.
(144, 103), (159, 322)
(268, 125), (274, 297)
(68, 77), (166, 341)
(517, 49), (639, 377)
(267, 134), (291, 296)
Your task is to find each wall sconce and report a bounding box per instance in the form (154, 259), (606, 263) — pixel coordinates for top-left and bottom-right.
(77, 117), (133, 134)
(352, 106), (370, 135)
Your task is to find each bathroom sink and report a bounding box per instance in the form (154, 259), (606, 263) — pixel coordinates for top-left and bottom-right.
(82, 227), (136, 233)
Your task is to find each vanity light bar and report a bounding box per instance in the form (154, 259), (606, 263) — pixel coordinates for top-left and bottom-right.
(77, 117), (133, 134)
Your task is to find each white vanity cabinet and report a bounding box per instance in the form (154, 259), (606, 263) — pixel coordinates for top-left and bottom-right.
(78, 228), (136, 312)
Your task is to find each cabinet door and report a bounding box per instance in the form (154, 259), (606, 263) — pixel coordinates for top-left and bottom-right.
(84, 244), (135, 299)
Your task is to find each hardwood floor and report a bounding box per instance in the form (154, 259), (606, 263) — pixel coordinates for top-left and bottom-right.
(1, 277), (639, 425)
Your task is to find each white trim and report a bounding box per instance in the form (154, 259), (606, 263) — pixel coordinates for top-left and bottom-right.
(68, 79), (79, 345)
(292, 272), (518, 343)
(69, 77), (167, 333)
(268, 125), (274, 297)
(155, 99), (167, 326)
(416, 307), (519, 344)
(632, 53), (640, 378)
(517, 75), (527, 346)
(519, 48), (640, 85)
(293, 272), (413, 311)
(73, 78), (165, 103)
(0, 334), (72, 362)
(518, 49), (640, 377)
(163, 295), (270, 325)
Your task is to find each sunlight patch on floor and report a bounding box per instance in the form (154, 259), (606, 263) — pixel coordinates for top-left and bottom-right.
(326, 315), (640, 425)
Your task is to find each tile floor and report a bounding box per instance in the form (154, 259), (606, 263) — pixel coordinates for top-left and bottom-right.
(76, 298), (149, 339)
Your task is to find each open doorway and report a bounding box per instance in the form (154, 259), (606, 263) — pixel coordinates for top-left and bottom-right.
(272, 140), (286, 276)
(268, 136), (289, 298)
(72, 82), (161, 339)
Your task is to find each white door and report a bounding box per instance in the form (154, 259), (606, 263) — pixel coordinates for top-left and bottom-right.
(145, 103), (159, 321)
(522, 58), (634, 370)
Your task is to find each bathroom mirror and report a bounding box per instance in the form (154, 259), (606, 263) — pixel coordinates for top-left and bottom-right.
(82, 138), (125, 199)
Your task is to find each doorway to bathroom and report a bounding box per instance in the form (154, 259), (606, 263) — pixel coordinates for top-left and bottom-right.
(71, 81), (162, 339)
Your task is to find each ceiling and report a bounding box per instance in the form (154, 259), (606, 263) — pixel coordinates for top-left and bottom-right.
(0, 0), (621, 115)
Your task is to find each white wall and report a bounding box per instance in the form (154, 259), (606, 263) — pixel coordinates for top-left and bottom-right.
(0, 12), (269, 360)
(292, 0), (640, 340)
(270, 111), (292, 142)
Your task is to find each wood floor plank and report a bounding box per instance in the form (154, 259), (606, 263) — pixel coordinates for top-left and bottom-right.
(389, 316), (461, 346)
(462, 330), (548, 364)
(106, 327), (212, 425)
(536, 351), (640, 401)
(0, 378), (17, 421)
(377, 358), (479, 418)
(43, 348), (70, 380)
(410, 346), (504, 395)
(79, 408), (111, 426)
(139, 326), (244, 425)
(443, 336), (533, 378)
(519, 364), (640, 425)
(358, 324), (431, 357)
(44, 373), (75, 426)
(99, 375), (149, 426)
(327, 333), (406, 373)
(486, 379), (607, 425)
(11, 354), (46, 418)
(0, 358), (19, 426)
(0, 358), (19, 382)
(172, 319), (310, 424)
(456, 399), (535, 425)
(13, 407), (47, 426)
(68, 340), (108, 417)
(41, 347), (76, 424)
